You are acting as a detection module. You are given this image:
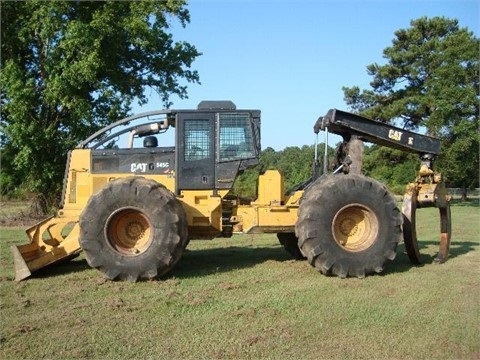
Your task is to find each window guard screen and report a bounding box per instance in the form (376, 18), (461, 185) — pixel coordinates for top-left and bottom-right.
(184, 119), (211, 161)
(218, 113), (255, 161)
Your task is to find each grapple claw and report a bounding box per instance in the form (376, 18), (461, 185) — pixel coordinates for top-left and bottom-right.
(434, 202), (452, 263)
(402, 187), (422, 265)
(402, 174), (452, 266)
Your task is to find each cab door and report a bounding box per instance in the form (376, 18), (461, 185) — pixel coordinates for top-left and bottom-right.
(176, 112), (216, 192)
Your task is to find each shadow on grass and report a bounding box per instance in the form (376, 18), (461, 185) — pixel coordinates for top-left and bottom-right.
(171, 244), (293, 279)
(22, 238), (478, 281)
(24, 257), (92, 281)
(175, 236), (480, 278)
(25, 243), (294, 282)
(177, 238), (478, 279)
(384, 239), (478, 275)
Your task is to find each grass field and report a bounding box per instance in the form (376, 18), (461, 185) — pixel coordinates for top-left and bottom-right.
(1, 201), (479, 359)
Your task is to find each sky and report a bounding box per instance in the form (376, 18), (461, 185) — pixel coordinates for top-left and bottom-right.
(133, 0), (479, 151)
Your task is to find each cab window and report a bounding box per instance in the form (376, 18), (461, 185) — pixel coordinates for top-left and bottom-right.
(184, 119), (211, 161)
(218, 113), (255, 161)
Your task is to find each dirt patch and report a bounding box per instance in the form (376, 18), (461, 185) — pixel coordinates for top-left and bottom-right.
(0, 201), (45, 227)
(0, 212), (43, 227)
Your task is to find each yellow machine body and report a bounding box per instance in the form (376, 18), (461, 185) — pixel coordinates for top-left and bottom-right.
(12, 148), (300, 281)
(233, 170), (301, 234)
(11, 104), (451, 281)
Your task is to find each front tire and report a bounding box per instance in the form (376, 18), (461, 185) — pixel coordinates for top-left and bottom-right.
(295, 174), (402, 278)
(277, 233), (305, 260)
(79, 177), (188, 282)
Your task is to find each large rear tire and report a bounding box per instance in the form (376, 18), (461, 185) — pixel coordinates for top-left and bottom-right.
(295, 174), (402, 278)
(79, 177), (188, 282)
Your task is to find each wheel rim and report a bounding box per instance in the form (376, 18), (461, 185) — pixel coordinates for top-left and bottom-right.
(105, 207), (153, 256)
(332, 203), (378, 252)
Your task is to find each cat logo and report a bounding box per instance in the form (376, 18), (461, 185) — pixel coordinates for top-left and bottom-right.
(130, 163), (148, 172)
(388, 129), (403, 141)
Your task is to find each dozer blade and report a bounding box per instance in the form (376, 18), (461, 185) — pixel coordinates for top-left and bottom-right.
(11, 244), (32, 281)
(11, 216), (82, 281)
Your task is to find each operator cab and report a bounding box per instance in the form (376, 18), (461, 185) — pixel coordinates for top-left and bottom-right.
(175, 101), (260, 192)
(78, 101), (261, 194)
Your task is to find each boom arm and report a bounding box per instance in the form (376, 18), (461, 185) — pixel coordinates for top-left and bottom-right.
(314, 109), (441, 157)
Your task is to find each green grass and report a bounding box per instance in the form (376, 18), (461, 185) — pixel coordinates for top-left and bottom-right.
(1, 202), (479, 359)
